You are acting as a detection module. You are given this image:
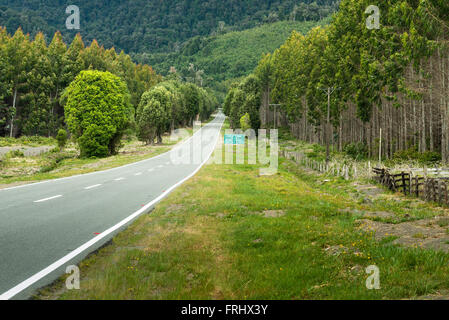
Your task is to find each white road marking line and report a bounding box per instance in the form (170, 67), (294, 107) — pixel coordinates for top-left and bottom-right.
(157, 165), (164, 168)
(0, 116), (213, 192)
(84, 184), (102, 190)
(165, 161), (171, 165)
(134, 172), (142, 176)
(148, 168), (155, 172)
(34, 195), (62, 203)
(0, 117), (224, 301)
(114, 177), (125, 181)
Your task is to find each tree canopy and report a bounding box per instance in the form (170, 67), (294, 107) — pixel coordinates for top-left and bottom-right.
(63, 70), (132, 158)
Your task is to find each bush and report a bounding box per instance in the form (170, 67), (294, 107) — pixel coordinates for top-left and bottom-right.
(393, 147), (441, 164)
(56, 129), (68, 151)
(6, 150), (25, 158)
(343, 142), (368, 160)
(39, 152), (74, 173)
(62, 70), (132, 158)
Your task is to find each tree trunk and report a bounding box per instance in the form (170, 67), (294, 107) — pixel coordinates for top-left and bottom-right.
(9, 87), (17, 138)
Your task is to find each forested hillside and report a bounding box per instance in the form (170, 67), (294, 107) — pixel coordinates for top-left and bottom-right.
(0, 0), (338, 54)
(0, 28), (164, 138)
(225, 0), (449, 162)
(139, 19), (330, 100)
(0, 27), (218, 143)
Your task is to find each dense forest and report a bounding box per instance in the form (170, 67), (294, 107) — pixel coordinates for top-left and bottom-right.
(0, 0), (339, 54)
(0, 26), (218, 141)
(225, 0), (449, 163)
(0, 28), (165, 138)
(140, 19), (329, 101)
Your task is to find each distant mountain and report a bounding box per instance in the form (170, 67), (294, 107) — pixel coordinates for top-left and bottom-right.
(0, 0), (339, 54)
(139, 18), (331, 100)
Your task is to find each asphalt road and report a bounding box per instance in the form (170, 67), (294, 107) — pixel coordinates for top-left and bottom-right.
(0, 113), (224, 300)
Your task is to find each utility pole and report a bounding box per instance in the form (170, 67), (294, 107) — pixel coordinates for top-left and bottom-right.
(379, 127), (382, 165)
(318, 87), (338, 164)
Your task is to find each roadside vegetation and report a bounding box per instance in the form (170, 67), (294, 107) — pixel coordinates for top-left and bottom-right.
(0, 136), (168, 187)
(37, 121), (449, 300)
(224, 0), (449, 164)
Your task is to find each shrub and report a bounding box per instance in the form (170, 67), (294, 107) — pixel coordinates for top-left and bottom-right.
(343, 142), (368, 160)
(39, 152), (74, 173)
(393, 147), (441, 165)
(62, 70), (132, 158)
(6, 150), (25, 158)
(56, 129), (68, 151)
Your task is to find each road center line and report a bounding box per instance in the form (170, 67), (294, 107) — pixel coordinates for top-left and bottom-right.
(34, 195), (63, 203)
(84, 184), (102, 190)
(134, 172), (142, 176)
(114, 177), (125, 181)
(148, 169), (155, 172)
(0, 115), (224, 300)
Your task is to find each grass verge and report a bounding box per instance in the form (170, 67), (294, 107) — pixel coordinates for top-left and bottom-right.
(37, 123), (449, 300)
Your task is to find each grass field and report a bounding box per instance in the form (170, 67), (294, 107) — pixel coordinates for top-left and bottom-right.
(0, 127), (200, 187)
(36, 121), (449, 300)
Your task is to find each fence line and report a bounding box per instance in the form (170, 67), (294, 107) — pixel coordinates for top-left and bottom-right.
(373, 168), (449, 205)
(281, 150), (449, 206)
(281, 150), (372, 180)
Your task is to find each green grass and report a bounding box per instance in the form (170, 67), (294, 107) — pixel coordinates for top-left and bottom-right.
(0, 136), (56, 147)
(0, 129), (194, 186)
(36, 121), (449, 300)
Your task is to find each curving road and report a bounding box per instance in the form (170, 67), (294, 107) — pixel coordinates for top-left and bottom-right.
(0, 113), (224, 300)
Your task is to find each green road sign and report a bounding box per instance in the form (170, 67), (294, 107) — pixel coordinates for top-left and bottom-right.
(224, 134), (245, 145)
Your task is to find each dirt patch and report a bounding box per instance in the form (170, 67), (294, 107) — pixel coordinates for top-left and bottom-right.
(339, 208), (397, 220)
(324, 245), (349, 256)
(165, 204), (185, 214)
(353, 182), (385, 200)
(414, 291), (449, 300)
(261, 210), (286, 218)
(357, 217), (449, 252)
(210, 213), (229, 219)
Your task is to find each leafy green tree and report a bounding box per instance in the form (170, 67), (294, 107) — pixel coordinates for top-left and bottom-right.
(5, 28), (30, 137)
(62, 70), (132, 158)
(0, 27), (11, 135)
(47, 31), (68, 135)
(229, 88), (245, 129)
(180, 83), (200, 125)
(22, 32), (52, 136)
(136, 86), (171, 145)
(240, 75), (261, 131)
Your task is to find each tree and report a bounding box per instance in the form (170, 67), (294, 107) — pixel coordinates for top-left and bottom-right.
(240, 75), (261, 131)
(5, 28), (30, 137)
(0, 27), (11, 136)
(47, 31), (68, 136)
(181, 83), (200, 125)
(136, 86), (171, 144)
(62, 70), (132, 157)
